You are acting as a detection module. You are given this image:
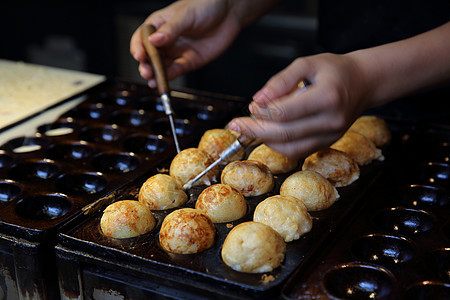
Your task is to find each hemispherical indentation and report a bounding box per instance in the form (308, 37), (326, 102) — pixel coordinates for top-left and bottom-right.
(172, 105), (197, 120)
(37, 120), (79, 137)
(0, 151), (13, 168)
(323, 263), (396, 299)
(45, 142), (94, 160)
(429, 142), (450, 164)
(416, 162), (450, 189)
(15, 194), (72, 220)
(425, 248), (450, 283)
(110, 109), (151, 127)
(91, 152), (139, 173)
(0, 180), (21, 203)
(8, 160), (60, 181)
(351, 234), (415, 266)
(122, 135), (168, 154)
(64, 103), (110, 120)
(152, 118), (193, 137)
(396, 184), (448, 208)
(1, 136), (48, 153)
(196, 105), (218, 121)
(79, 125), (122, 143)
(373, 207), (434, 235)
(56, 172), (107, 194)
(404, 281), (450, 300)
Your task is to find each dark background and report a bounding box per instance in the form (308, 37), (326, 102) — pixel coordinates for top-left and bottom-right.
(0, 1), (319, 99)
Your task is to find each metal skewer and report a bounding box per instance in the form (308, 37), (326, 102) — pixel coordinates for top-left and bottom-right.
(141, 24), (181, 153)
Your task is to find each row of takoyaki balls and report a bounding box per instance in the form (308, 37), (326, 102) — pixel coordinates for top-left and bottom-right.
(100, 115), (391, 273)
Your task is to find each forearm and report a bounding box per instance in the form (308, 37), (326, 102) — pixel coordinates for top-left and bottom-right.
(348, 22), (450, 108)
(228, 0), (283, 28)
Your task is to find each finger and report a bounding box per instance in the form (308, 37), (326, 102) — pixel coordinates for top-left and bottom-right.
(130, 28), (148, 62)
(138, 62), (153, 80)
(147, 10), (193, 48)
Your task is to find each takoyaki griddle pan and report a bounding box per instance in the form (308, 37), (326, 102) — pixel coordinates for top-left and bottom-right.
(0, 79), (247, 299)
(55, 118), (411, 299)
(282, 125), (450, 299)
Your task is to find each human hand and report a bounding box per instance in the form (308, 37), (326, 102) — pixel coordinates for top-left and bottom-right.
(130, 0), (242, 88)
(228, 53), (372, 160)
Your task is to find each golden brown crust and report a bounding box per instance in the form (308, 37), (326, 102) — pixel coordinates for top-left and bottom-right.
(195, 183), (247, 223)
(349, 115), (392, 147)
(280, 170), (339, 211)
(100, 200), (155, 239)
(253, 195), (312, 242)
(169, 148), (218, 186)
(221, 221), (286, 273)
(302, 148), (360, 187)
(331, 131), (384, 166)
(198, 129), (245, 162)
(138, 174), (188, 210)
(159, 208), (215, 254)
(247, 144), (298, 174)
(221, 160), (274, 197)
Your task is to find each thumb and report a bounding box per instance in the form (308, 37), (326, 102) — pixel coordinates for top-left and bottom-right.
(148, 15), (191, 47)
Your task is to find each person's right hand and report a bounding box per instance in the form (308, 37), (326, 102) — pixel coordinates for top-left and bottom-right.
(130, 0), (243, 88)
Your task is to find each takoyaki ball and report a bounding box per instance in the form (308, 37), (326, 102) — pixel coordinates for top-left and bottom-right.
(195, 183), (247, 223)
(159, 208), (215, 254)
(170, 148), (218, 187)
(349, 115), (392, 147)
(280, 170), (340, 211)
(331, 131), (384, 166)
(302, 148), (360, 187)
(253, 195), (312, 242)
(221, 160), (274, 197)
(247, 144), (298, 174)
(138, 174), (187, 210)
(198, 128), (245, 163)
(100, 200), (155, 239)
(221, 221), (286, 273)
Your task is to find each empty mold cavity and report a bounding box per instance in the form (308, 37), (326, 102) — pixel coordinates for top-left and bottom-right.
(45, 142), (94, 160)
(37, 120), (79, 137)
(8, 160), (60, 181)
(79, 125), (122, 143)
(122, 135), (168, 154)
(0, 151), (13, 168)
(416, 162), (450, 189)
(65, 103), (110, 120)
(152, 118), (193, 137)
(1, 136), (48, 153)
(429, 142), (450, 164)
(110, 109), (151, 127)
(350, 234), (415, 266)
(91, 152), (139, 173)
(425, 248), (450, 283)
(15, 194), (72, 220)
(404, 281), (450, 300)
(396, 184), (448, 209)
(56, 172), (107, 195)
(196, 105), (218, 121)
(373, 207), (434, 235)
(0, 181), (21, 203)
(323, 263), (396, 299)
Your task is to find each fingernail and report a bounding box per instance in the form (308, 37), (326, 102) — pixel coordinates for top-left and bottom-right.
(228, 122), (241, 133)
(148, 79), (156, 88)
(149, 32), (165, 44)
(248, 103), (254, 114)
(252, 88), (270, 107)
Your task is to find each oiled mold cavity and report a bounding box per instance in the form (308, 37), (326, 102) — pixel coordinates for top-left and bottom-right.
(56, 172), (107, 195)
(64, 103), (110, 120)
(196, 105), (218, 121)
(110, 109), (151, 127)
(172, 105), (197, 120)
(1, 136), (48, 153)
(415, 162), (450, 189)
(0, 181), (21, 203)
(404, 281), (450, 300)
(37, 120), (79, 137)
(324, 263), (396, 299)
(8, 160), (60, 181)
(152, 118), (193, 137)
(45, 142), (94, 160)
(0, 152), (13, 168)
(396, 184), (448, 209)
(428, 142), (450, 164)
(350, 234), (415, 266)
(122, 135), (168, 154)
(91, 152), (139, 173)
(15, 194), (72, 220)
(373, 207), (434, 235)
(425, 248), (450, 283)
(79, 125), (122, 143)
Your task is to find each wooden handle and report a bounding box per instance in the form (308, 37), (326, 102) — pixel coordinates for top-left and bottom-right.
(140, 24), (169, 95)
